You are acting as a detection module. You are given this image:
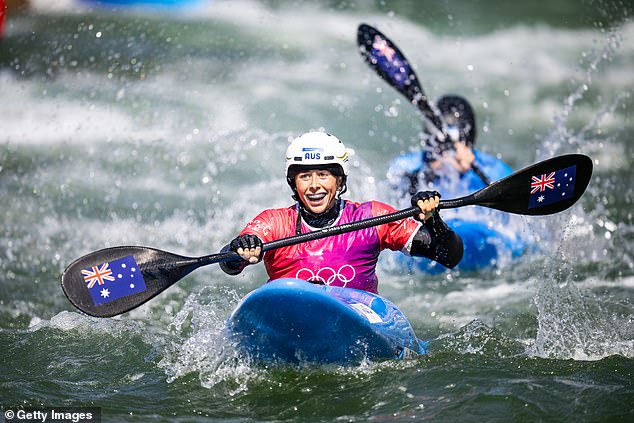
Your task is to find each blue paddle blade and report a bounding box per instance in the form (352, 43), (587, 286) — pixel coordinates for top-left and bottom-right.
(357, 23), (444, 131)
(360, 27), (413, 90)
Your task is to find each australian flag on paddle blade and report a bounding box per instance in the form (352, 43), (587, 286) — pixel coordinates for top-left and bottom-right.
(528, 165), (577, 209)
(82, 255), (147, 306)
(370, 35), (410, 89)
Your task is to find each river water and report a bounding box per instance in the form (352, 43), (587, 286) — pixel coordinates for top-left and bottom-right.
(1, 0), (633, 421)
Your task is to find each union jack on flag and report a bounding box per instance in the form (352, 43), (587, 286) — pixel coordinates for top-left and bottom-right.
(82, 255), (147, 306)
(82, 262), (115, 289)
(372, 36), (395, 61)
(530, 172), (556, 194)
(370, 35), (410, 90)
(528, 165), (577, 209)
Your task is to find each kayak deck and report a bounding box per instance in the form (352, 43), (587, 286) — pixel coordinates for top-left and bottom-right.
(226, 278), (426, 364)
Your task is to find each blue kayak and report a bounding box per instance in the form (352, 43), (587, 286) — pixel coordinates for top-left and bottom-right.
(397, 217), (529, 273)
(226, 278), (427, 364)
(387, 149), (531, 273)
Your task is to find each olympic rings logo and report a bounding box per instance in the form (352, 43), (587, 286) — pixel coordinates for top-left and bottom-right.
(296, 264), (356, 287)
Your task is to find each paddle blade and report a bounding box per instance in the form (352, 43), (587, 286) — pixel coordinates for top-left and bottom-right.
(61, 246), (200, 317)
(447, 154), (593, 215)
(357, 24), (417, 95)
(357, 23), (444, 132)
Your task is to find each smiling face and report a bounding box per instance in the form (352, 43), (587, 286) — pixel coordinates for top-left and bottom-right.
(294, 169), (342, 214)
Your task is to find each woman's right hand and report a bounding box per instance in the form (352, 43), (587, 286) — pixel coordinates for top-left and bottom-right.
(229, 234), (263, 263)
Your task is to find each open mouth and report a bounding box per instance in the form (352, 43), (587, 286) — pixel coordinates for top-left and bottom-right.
(306, 193), (327, 202)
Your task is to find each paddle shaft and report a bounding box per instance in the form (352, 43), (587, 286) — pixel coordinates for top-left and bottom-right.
(193, 189), (494, 268)
(200, 152), (592, 268)
(61, 153), (591, 317)
(196, 206), (421, 266)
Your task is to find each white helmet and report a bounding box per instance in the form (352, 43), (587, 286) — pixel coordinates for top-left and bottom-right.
(285, 131), (350, 177)
(285, 131), (350, 195)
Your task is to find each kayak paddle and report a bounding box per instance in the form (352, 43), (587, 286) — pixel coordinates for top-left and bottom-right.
(357, 23), (491, 185)
(62, 153), (592, 317)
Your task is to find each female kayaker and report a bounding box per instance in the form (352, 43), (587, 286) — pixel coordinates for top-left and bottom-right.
(219, 131), (463, 294)
(387, 95), (514, 197)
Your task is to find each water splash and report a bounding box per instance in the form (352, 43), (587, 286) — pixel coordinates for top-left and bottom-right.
(156, 285), (263, 391)
(538, 25), (628, 161)
(155, 282), (413, 390)
(531, 218), (633, 360)
(526, 21), (633, 361)
(434, 319), (528, 358)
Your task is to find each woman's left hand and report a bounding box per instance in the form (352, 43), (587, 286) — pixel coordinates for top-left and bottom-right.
(411, 191), (441, 222)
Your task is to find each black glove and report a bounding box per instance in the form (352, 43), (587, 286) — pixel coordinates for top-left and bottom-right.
(229, 234), (263, 256)
(219, 234), (263, 276)
(411, 190), (441, 222)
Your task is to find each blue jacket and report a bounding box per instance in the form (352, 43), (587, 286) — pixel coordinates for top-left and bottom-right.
(386, 148), (513, 198)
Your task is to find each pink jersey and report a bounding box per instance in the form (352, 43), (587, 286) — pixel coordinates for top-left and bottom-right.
(239, 200), (420, 293)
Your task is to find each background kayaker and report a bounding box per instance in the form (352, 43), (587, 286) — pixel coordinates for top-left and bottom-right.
(220, 131), (463, 293)
(388, 95), (514, 197)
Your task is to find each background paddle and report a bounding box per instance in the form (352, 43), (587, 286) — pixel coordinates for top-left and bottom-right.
(62, 154), (592, 318)
(357, 23), (491, 185)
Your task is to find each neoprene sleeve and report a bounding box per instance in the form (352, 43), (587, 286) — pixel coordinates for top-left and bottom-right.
(219, 244), (249, 276)
(410, 213), (463, 268)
